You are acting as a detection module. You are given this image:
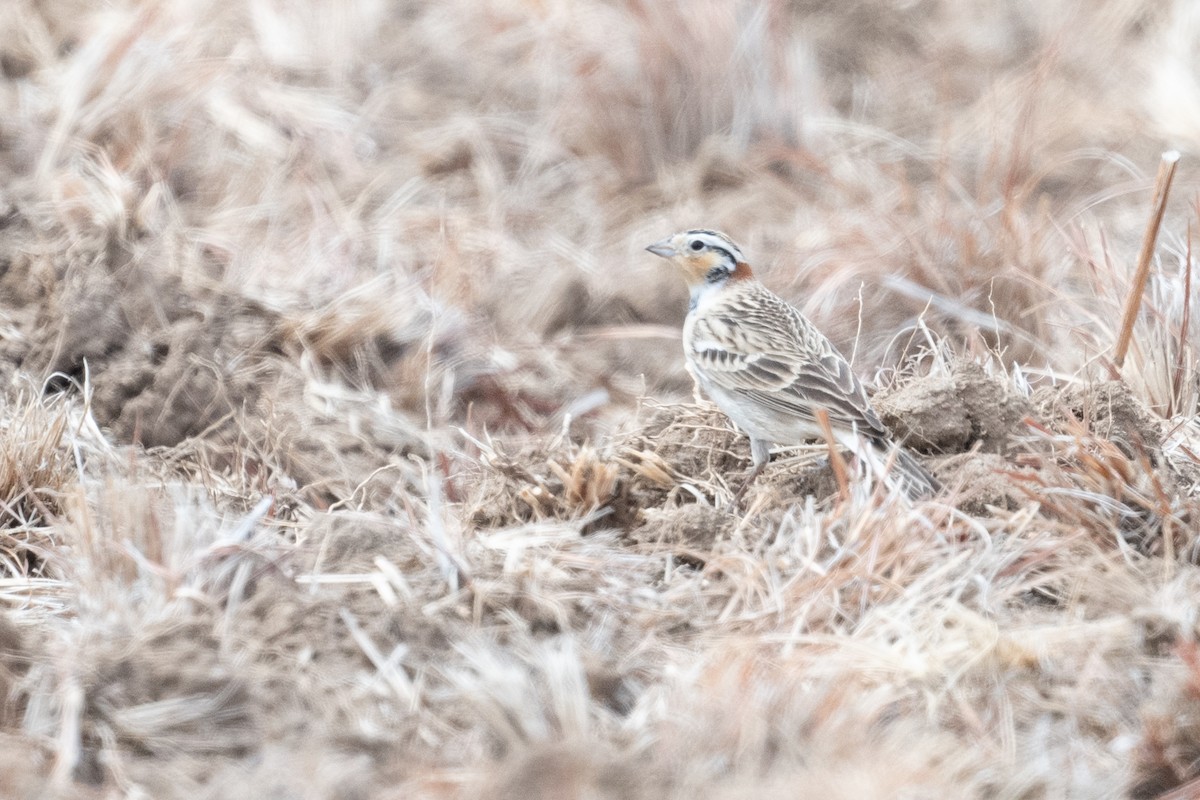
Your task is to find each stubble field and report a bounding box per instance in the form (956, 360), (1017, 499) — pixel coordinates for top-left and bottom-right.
(3, 1), (1200, 798)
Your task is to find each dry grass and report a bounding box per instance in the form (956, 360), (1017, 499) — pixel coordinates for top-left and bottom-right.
(4, 0), (1200, 798)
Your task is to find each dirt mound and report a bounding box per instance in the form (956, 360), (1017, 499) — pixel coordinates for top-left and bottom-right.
(84, 300), (279, 449)
(1, 224), (280, 449)
(875, 360), (1030, 454)
(933, 452), (1029, 514)
(468, 402), (757, 534)
(468, 397), (914, 568)
(1015, 381), (1200, 561)
(0, 212), (431, 510)
(1033, 381), (1163, 456)
(465, 403), (759, 575)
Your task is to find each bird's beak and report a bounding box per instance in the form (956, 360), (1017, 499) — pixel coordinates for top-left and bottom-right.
(645, 238), (677, 258)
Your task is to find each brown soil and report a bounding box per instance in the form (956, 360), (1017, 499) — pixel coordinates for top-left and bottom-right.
(876, 359), (1031, 454)
(1033, 380), (1164, 456)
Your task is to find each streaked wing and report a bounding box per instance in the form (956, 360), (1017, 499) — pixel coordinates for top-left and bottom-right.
(689, 290), (887, 438)
(741, 354), (887, 437)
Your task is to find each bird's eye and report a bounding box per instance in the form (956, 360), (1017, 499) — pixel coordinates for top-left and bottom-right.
(689, 240), (704, 251)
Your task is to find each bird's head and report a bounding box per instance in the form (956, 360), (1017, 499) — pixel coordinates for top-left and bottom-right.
(645, 229), (753, 288)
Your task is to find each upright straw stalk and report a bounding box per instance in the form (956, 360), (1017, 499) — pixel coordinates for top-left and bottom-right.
(1114, 150), (1180, 368)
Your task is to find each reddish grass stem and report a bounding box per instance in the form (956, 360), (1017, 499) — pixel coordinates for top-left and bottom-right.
(1114, 151), (1180, 368)
(1172, 217), (1193, 416)
(814, 408), (850, 500)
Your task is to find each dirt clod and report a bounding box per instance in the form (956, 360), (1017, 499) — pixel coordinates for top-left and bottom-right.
(934, 452), (1027, 514)
(1034, 381), (1162, 456)
(876, 360), (1030, 454)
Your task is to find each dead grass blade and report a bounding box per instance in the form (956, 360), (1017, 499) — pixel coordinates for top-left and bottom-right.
(1115, 150), (1180, 368)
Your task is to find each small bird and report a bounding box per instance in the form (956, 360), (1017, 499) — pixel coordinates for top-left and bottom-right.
(646, 228), (938, 499)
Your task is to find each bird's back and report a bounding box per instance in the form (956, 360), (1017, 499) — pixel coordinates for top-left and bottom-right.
(686, 280), (888, 441)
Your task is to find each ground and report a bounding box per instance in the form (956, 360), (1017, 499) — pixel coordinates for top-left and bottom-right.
(2, 1), (1200, 798)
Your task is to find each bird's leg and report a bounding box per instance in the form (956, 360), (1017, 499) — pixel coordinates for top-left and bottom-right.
(729, 437), (771, 507)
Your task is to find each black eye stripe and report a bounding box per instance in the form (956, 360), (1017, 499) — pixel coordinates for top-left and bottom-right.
(682, 231), (744, 262)
(689, 239), (734, 261)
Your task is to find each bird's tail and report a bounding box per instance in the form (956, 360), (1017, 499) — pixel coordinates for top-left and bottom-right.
(833, 431), (940, 500)
(885, 446), (940, 499)
(861, 440), (939, 500)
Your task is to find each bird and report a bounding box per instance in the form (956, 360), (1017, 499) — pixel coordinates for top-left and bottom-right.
(645, 228), (938, 500)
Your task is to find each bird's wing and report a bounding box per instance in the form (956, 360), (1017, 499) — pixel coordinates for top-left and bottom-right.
(689, 293), (888, 438)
